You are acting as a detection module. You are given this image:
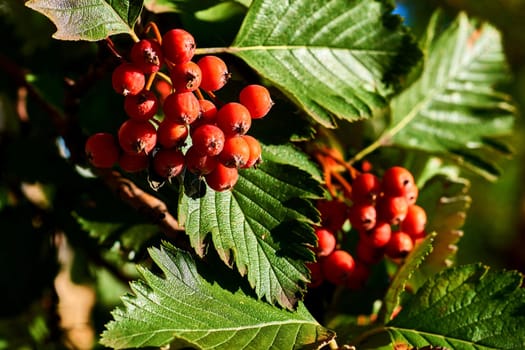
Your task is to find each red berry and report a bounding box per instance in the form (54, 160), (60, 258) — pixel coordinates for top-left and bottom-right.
(355, 239), (384, 265)
(112, 62), (145, 96)
(162, 29), (196, 64)
(197, 55), (230, 91)
(118, 119), (157, 155)
(205, 163), (239, 191)
(382, 166), (416, 197)
(185, 146), (219, 176)
(191, 124), (225, 157)
(360, 221), (392, 248)
(400, 204), (427, 239)
(306, 261), (324, 288)
(124, 90), (159, 121)
(377, 195), (409, 225)
(156, 119), (188, 148)
(85, 132), (119, 168)
(239, 84), (273, 119)
(169, 61), (202, 93)
(152, 148), (185, 179)
(348, 203), (376, 231)
(163, 92), (200, 124)
(154, 79), (172, 104)
(130, 39), (163, 74)
(241, 135), (262, 169)
(198, 99), (217, 123)
(314, 227), (337, 257)
(351, 172), (381, 204)
(320, 250), (355, 286)
(118, 152), (149, 173)
(404, 185), (419, 205)
(385, 231), (414, 259)
(216, 102), (252, 136)
(345, 262), (370, 290)
(316, 199), (348, 232)
(219, 135), (250, 168)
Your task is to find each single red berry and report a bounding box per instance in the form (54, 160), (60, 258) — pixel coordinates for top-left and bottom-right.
(316, 199), (348, 232)
(348, 203), (376, 231)
(185, 146), (219, 176)
(156, 119), (188, 148)
(351, 172), (381, 204)
(197, 55), (230, 91)
(85, 132), (119, 168)
(112, 62), (145, 96)
(191, 100), (217, 133)
(169, 61), (202, 93)
(154, 79), (172, 104)
(400, 204), (427, 239)
(385, 231), (414, 259)
(382, 166), (416, 197)
(404, 184), (419, 205)
(163, 92), (200, 124)
(219, 135), (250, 168)
(314, 227), (337, 257)
(320, 250), (355, 286)
(360, 221), (392, 248)
(376, 195), (409, 225)
(191, 124), (225, 157)
(118, 152), (149, 173)
(216, 102), (252, 136)
(162, 28), (196, 64)
(130, 38), (163, 74)
(152, 148), (185, 179)
(124, 90), (159, 121)
(345, 262), (370, 290)
(355, 238), (384, 265)
(241, 135), (262, 168)
(118, 119), (157, 155)
(306, 261), (324, 288)
(239, 84), (273, 119)
(205, 163), (239, 191)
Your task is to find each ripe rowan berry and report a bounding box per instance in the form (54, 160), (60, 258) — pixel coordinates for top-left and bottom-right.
(112, 62), (145, 96)
(219, 135), (250, 168)
(385, 231), (414, 259)
(360, 221), (392, 248)
(351, 172), (381, 204)
(191, 124), (225, 157)
(382, 166), (416, 197)
(355, 238), (384, 265)
(198, 99), (217, 123)
(156, 119), (188, 148)
(239, 84), (273, 119)
(306, 261), (324, 288)
(348, 203), (377, 231)
(241, 135), (262, 169)
(130, 38), (163, 74)
(154, 79), (172, 104)
(205, 163), (239, 191)
(152, 148), (185, 179)
(163, 92), (200, 124)
(216, 102), (252, 136)
(123, 90), (159, 121)
(197, 55), (230, 91)
(320, 250), (355, 286)
(345, 262), (370, 290)
(118, 119), (157, 155)
(169, 61), (202, 93)
(314, 227), (337, 257)
(185, 146), (219, 176)
(400, 204), (427, 239)
(85, 132), (119, 168)
(316, 199), (348, 232)
(118, 152), (149, 173)
(376, 195), (409, 225)
(162, 28), (196, 64)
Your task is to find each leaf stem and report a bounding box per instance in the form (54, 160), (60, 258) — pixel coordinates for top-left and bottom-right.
(194, 47), (234, 55)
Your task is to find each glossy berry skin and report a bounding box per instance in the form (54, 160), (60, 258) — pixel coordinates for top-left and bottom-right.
(219, 135), (250, 168)
(152, 148), (185, 179)
(163, 92), (200, 124)
(320, 250), (355, 286)
(360, 221), (392, 248)
(185, 146), (219, 176)
(377, 195), (409, 225)
(314, 227), (337, 257)
(198, 99), (217, 123)
(241, 135), (262, 168)
(400, 204), (427, 239)
(124, 90), (159, 121)
(382, 166), (416, 197)
(385, 231), (414, 259)
(348, 203), (377, 232)
(85, 132), (119, 168)
(197, 55), (230, 91)
(169, 61), (202, 93)
(316, 199), (348, 232)
(216, 102), (252, 136)
(156, 120), (188, 148)
(112, 62), (145, 96)
(191, 124), (225, 157)
(130, 39), (163, 74)
(306, 261), (324, 288)
(162, 29), (196, 64)
(118, 119), (157, 155)
(118, 152), (149, 173)
(239, 84), (273, 119)
(205, 163), (239, 191)
(351, 172), (381, 204)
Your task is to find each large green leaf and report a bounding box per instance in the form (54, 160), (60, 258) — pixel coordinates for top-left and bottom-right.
(101, 243), (335, 349)
(228, 0), (421, 128)
(388, 12), (515, 180)
(178, 153), (324, 309)
(25, 0), (143, 41)
(356, 264), (525, 349)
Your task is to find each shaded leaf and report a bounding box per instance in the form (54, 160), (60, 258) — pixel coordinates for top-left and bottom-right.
(101, 242), (335, 349)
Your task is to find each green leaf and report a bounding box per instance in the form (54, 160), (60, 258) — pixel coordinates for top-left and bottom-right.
(229, 0), (421, 128)
(178, 154), (324, 309)
(25, 0), (143, 41)
(388, 12), (515, 180)
(101, 242), (335, 349)
(144, 0), (249, 14)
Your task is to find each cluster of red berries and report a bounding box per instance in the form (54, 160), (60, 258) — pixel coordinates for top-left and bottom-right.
(307, 166), (427, 289)
(84, 27), (273, 192)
